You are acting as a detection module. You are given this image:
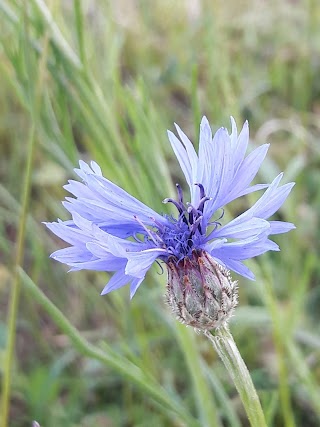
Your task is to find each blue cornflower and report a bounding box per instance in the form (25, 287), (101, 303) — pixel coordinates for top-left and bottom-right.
(46, 117), (295, 299)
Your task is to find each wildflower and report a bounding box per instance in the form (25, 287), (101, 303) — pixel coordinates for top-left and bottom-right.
(45, 117), (295, 303)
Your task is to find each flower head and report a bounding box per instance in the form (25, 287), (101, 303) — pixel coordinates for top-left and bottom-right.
(45, 117), (295, 299)
(166, 249), (238, 329)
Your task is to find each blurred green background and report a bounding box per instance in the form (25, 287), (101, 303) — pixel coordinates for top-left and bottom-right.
(0, 1), (320, 426)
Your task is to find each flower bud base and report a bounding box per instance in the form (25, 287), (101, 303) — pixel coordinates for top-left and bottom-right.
(166, 250), (238, 330)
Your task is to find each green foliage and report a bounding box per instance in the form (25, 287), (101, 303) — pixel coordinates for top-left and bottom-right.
(1, 1), (320, 426)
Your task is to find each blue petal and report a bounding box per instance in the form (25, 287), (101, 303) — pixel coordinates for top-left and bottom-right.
(269, 221), (296, 234)
(213, 217), (270, 239)
(217, 174), (294, 235)
(69, 259), (125, 272)
(63, 199), (148, 238)
(64, 180), (94, 199)
(89, 226), (149, 258)
(252, 178), (295, 219)
(204, 128), (233, 216)
(50, 246), (93, 263)
(69, 164), (169, 228)
(90, 160), (102, 175)
(100, 270), (131, 295)
(174, 123), (198, 184)
(236, 183), (269, 197)
(101, 271), (144, 298)
(215, 256), (255, 280)
(71, 211), (94, 232)
(233, 120), (249, 172)
(125, 248), (168, 278)
(130, 278), (144, 299)
(168, 122), (199, 202)
(212, 236), (279, 261)
(203, 238), (227, 252)
(45, 220), (89, 247)
(229, 116), (238, 150)
(220, 144), (269, 206)
(86, 174), (165, 223)
(198, 116), (213, 192)
(167, 130), (193, 189)
(85, 243), (130, 269)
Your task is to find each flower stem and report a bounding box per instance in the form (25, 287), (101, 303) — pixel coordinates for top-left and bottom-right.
(0, 131), (36, 427)
(203, 327), (267, 427)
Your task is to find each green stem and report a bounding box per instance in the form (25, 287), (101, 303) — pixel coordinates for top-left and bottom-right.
(0, 126), (36, 427)
(262, 271), (296, 427)
(73, 0), (86, 69)
(33, 0), (81, 68)
(204, 327), (268, 427)
(19, 269), (201, 427)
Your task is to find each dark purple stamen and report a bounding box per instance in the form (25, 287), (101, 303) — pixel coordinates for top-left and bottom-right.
(187, 205), (197, 225)
(195, 183), (205, 200)
(157, 183), (212, 257)
(198, 196), (211, 212)
(176, 183), (184, 204)
(162, 198), (183, 213)
(165, 184), (211, 234)
(190, 216), (203, 235)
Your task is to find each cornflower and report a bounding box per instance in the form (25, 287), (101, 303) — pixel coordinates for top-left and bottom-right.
(46, 117), (294, 328)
